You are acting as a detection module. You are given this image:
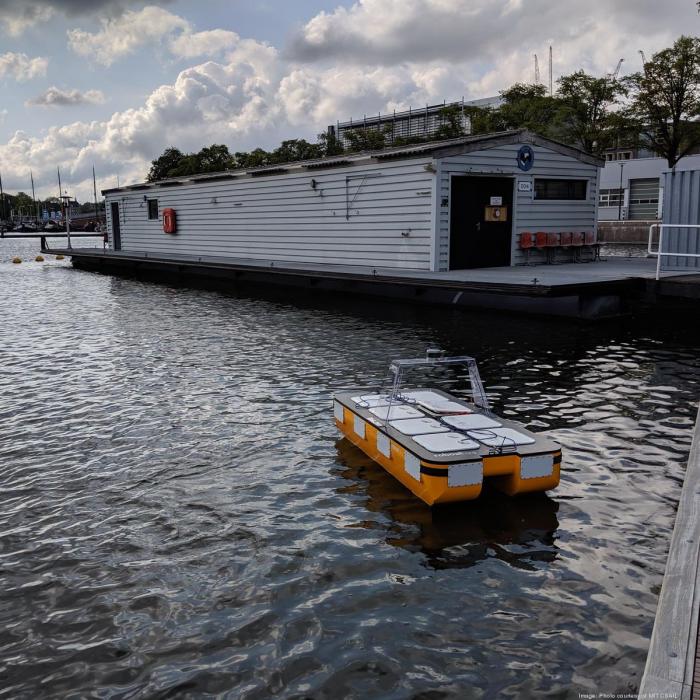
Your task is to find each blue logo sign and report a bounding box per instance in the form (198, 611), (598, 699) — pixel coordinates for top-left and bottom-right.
(517, 145), (534, 171)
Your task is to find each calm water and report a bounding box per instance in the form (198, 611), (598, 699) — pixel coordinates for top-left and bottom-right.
(1, 239), (699, 699)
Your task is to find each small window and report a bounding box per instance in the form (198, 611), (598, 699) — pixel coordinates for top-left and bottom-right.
(599, 188), (623, 206)
(534, 179), (587, 200)
(147, 199), (158, 220)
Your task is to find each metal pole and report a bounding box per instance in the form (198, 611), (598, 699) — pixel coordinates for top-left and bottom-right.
(656, 226), (663, 280)
(92, 165), (98, 226)
(30, 170), (38, 223)
(65, 200), (72, 249)
(617, 161), (625, 221)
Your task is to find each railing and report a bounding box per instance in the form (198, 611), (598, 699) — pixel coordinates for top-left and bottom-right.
(648, 223), (700, 280)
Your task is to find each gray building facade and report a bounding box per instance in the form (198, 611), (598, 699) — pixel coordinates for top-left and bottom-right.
(104, 130), (600, 272)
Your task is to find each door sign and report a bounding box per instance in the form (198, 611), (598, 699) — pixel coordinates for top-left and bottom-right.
(490, 196), (503, 206)
(484, 206), (508, 222)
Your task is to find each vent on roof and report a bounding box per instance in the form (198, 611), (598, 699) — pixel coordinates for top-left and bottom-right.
(305, 159), (352, 169)
(249, 167), (287, 177)
(190, 174), (237, 183)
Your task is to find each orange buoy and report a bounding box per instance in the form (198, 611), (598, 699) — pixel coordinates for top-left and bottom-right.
(12, 257), (21, 264)
(35, 255), (44, 262)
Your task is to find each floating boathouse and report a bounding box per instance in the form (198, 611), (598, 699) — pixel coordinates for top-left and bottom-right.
(52, 129), (700, 319)
(101, 129), (602, 272)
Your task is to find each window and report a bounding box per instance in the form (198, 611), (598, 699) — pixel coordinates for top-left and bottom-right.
(599, 188), (623, 207)
(147, 199), (158, 220)
(605, 151), (633, 161)
(534, 179), (587, 200)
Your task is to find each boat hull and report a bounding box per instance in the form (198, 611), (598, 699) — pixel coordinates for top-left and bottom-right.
(335, 402), (560, 506)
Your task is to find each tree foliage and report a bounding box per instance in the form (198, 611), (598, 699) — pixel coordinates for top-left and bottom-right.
(625, 35), (700, 168)
(556, 71), (627, 155)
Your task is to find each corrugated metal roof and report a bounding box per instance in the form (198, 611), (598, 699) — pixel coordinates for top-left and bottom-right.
(102, 129), (602, 194)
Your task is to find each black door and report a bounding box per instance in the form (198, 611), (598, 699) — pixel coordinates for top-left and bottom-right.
(449, 176), (513, 269)
(110, 202), (121, 251)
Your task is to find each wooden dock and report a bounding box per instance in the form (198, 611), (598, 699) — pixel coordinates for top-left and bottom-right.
(640, 404), (700, 699)
(42, 246), (700, 320)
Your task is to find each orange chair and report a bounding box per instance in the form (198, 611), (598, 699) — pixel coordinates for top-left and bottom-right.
(571, 232), (584, 262)
(519, 232), (534, 249)
(584, 230), (602, 261)
(519, 231), (536, 264)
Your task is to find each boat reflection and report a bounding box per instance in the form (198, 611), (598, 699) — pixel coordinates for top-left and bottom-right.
(334, 438), (560, 570)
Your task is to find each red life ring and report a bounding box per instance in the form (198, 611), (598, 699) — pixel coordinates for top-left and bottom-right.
(163, 208), (177, 234)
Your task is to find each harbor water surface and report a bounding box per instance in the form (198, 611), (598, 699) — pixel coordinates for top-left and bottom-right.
(1, 239), (699, 698)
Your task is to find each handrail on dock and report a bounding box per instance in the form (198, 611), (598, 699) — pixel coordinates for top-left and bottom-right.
(648, 223), (700, 280)
(639, 403), (700, 697)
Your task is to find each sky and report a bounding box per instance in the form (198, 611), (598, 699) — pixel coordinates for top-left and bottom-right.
(0, 0), (697, 201)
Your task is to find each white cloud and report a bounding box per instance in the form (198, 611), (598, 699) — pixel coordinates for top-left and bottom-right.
(27, 86), (106, 107)
(0, 52), (48, 81)
(0, 2), (54, 36)
(169, 28), (239, 59)
(67, 5), (189, 66)
(289, 0), (695, 92)
(67, 5), (240, 65)
(0, 0), (173, 36)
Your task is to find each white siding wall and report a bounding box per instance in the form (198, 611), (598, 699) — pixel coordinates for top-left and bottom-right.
(105, 159), (435, 270)
(436, 143), (600, 269)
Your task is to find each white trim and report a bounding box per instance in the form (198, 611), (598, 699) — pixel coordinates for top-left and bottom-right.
(353, 414), (365, 439)
(404, 452), (421, 481)
(448, 462), (483, 487)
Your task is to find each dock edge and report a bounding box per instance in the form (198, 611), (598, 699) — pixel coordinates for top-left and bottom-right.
(640, 403), (700, 699)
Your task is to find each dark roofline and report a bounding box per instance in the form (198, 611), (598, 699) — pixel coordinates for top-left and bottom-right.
(102, 130), (602, 195)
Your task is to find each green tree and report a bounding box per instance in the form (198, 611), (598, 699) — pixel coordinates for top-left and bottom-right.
(235, 148), (272, 168)
(433, 104), (468, 139)
(343, 124), (392, 152)
(626, 35), (700, 168)
(556, 71), (627, 155)
(147, 147), (186, 182)
(196, 144), (236, 172)
(462, 105), (501, 135)
(317, 130), (344, 156)
(270, 139), (323, 163)
(496, 83), (560, 134)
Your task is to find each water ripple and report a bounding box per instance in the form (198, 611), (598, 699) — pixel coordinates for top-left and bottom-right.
(0, 238), (699, 698)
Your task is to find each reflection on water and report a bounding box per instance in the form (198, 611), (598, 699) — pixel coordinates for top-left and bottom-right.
(0, 236), (699, 698)
(334, 438), (560, 572)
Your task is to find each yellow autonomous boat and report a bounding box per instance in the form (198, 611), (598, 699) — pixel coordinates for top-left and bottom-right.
(333, 350), (561, 506)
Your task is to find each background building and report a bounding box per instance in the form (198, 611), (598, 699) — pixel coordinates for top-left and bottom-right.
(328, 97), (502, 149)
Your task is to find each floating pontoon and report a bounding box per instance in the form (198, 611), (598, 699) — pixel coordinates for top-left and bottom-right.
(333, 350), (561, 505)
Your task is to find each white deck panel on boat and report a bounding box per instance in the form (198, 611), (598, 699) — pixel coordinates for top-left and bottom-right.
(413, 432), (481, 453)
(351, 394), (391, 408)
(468, 427), (536, 447)
(389, 417), (449, 436)
(401, 390), (470, 412)
(443, 414), (502, 430)
(370, 405), (424, 421)
(57, 249), (691, 287)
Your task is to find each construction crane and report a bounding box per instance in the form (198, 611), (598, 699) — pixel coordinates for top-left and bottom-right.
(534, 54), (540, 84)
(609, 58), (624, 79)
